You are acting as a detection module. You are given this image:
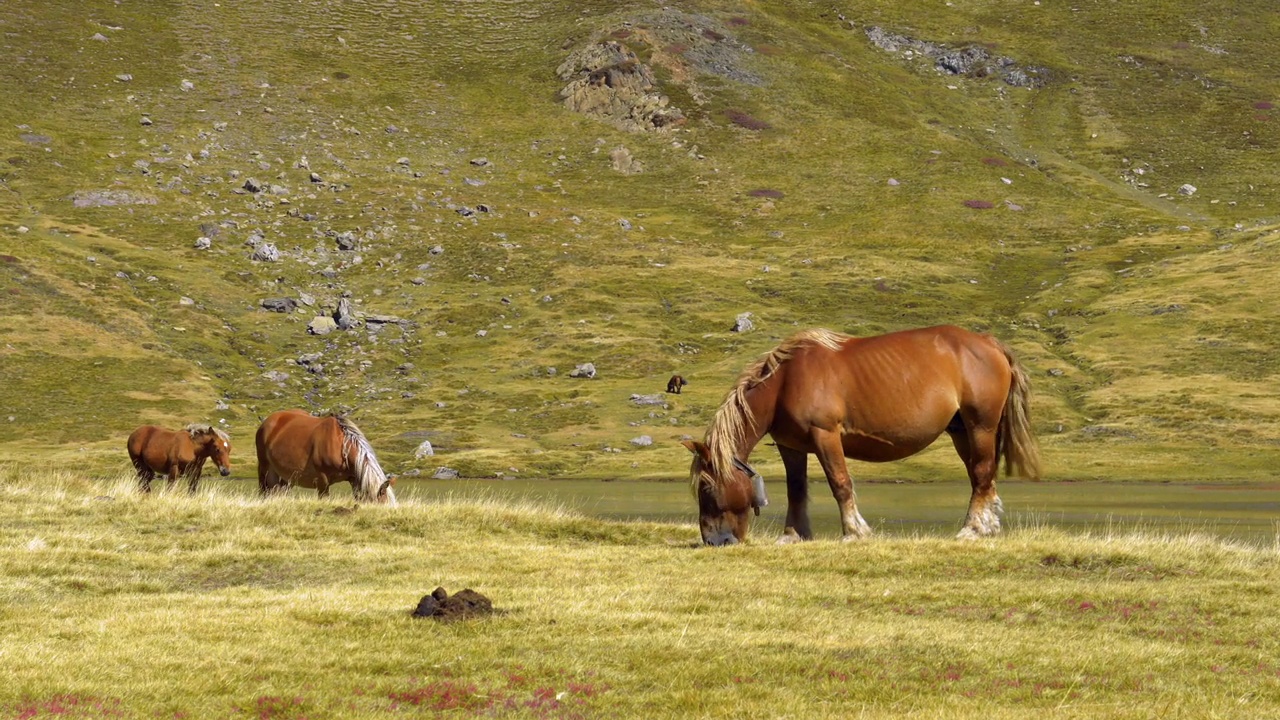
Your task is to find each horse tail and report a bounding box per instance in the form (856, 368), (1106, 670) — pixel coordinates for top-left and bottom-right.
(335, 416), (396, 505)
(996, 342), (1042, 479)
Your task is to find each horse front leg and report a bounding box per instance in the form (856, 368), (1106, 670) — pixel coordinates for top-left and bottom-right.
(776, 444), (812, 544)
(811, 428), (871, 540)
(166, 465), (181, 491)
(952, 427), (1002, 539)
(188, 459), (205, 494)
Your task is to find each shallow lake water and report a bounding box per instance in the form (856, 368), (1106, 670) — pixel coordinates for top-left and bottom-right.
(376, 478), (1280, 546)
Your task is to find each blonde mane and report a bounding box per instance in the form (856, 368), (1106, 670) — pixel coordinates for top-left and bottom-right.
(185, 423), (230, 444)
(692, 328), (848, 493)
(334, 415), (394, 503)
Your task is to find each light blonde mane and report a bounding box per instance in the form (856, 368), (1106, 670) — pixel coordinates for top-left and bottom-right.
(185, 423), (230, 445)
(334, 415), (394, 504)
(692, 328), (848, 493)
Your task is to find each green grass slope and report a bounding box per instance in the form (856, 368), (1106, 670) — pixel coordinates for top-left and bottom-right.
(1, 0), (1278, 481)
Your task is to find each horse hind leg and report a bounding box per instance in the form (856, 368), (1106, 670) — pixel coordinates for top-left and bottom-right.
(950, 422), (1002, 539)
(132, 455), (155, 493)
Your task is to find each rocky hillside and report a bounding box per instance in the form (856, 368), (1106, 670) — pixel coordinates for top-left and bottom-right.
(2, 0), (1278, 481)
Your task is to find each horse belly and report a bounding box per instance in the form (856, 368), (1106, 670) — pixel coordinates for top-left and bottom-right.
(840, 428), (941, 463)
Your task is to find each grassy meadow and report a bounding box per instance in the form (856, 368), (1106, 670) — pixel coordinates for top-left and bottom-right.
(2, 466), (1279, 719)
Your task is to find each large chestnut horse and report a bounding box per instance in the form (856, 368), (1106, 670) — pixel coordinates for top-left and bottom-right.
(683, 326), (1041, 545)
(127, 423), (232, 493)
(255, 410), (396, 504)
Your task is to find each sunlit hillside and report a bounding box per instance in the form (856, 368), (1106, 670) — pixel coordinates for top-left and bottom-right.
(2, 0), (1278, 481)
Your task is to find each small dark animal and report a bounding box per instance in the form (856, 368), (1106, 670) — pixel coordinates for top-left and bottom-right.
(667, 374), (688, 394)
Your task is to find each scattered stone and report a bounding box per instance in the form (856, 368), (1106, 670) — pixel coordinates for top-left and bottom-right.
(71, 190), (157, 208)
(411, 587), (494, 621)
(179, 296), (195, 306)
(610, 146), (643, 174)
(1177, 183), (1197, 196)
(262, 370), (290, 383)
(308, 316), (338, 335)
(251, 243), (280, 262)
(299, 293), (315, 307)
(887, 178), (900, 186)
(243, 177), (263, 193)
(865, 26), (1049, 88)
(90, 33), (109, 42)
(396, 157), (410, 166)
(180, 79), (194, 92)
(730, 312), (754, 333)
(261, 297), (298, 313)
(139, 116), (153, 126)
(1047, 368), (1065, 377)
(193, 236), (212, 250)
(429, 245), (444, 255)
(115, 73), (132, 82)
(335, 231), (358, 251)
(297, 352), (323, 366)
(470, 157), (490, 167)
(630, 393), (666, 406)
(334, 297), (358, 329)
(569, 362), (597, 379)
(414, 440), (434, 458)
(630, 435), (654, 447)
(432, 467), (460, 480)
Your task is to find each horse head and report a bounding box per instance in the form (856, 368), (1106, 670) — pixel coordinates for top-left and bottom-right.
(682, 440), (766, 546)
(189, 425), (232, 476)
(377, 476), (398, 506)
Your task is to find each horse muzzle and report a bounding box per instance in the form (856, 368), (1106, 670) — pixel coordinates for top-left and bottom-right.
(219, 467), (231, 477)
(701, 530), (739, 547)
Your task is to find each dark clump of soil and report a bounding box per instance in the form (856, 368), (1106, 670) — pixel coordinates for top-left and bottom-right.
(963, 199), (995, 209)
(412, 587), (494, 621)
(725, 109), (770, 130)
(747, 188), (784, 198)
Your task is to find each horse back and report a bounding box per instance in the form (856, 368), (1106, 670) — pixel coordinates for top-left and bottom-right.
(128, 425), (193, 468)
(257, 410), (345, 483)
(778, 326), (1008, 439)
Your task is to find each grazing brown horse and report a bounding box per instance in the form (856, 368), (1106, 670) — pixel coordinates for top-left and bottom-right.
(255, 409), (396, 504)
(127, 424), (232, 493)
(667, 374), (688, 394)
(683, 326), (1040, 545)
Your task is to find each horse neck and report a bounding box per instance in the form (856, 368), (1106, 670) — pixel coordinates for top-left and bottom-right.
(736, 378), (778, 458)
(711, 373), (779, 468)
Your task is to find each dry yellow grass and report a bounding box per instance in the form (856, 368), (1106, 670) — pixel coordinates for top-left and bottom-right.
(1, 466), (1278, 718)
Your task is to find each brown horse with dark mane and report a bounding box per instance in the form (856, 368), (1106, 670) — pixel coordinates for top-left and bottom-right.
(255, 409), (396, 504)
(682, 325), (1041, 545)
(127, 423), (232, 493)
(667, 374), (688, 394)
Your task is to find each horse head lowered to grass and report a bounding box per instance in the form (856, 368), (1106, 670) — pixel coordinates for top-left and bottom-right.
(255, 409), (396, 504)
(127, 423), (232, 493)
(683, 325), (1041, 545)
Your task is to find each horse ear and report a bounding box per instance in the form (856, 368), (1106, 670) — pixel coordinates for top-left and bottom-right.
(680, 440), (710, 461)
(378, 479), (392, 496)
